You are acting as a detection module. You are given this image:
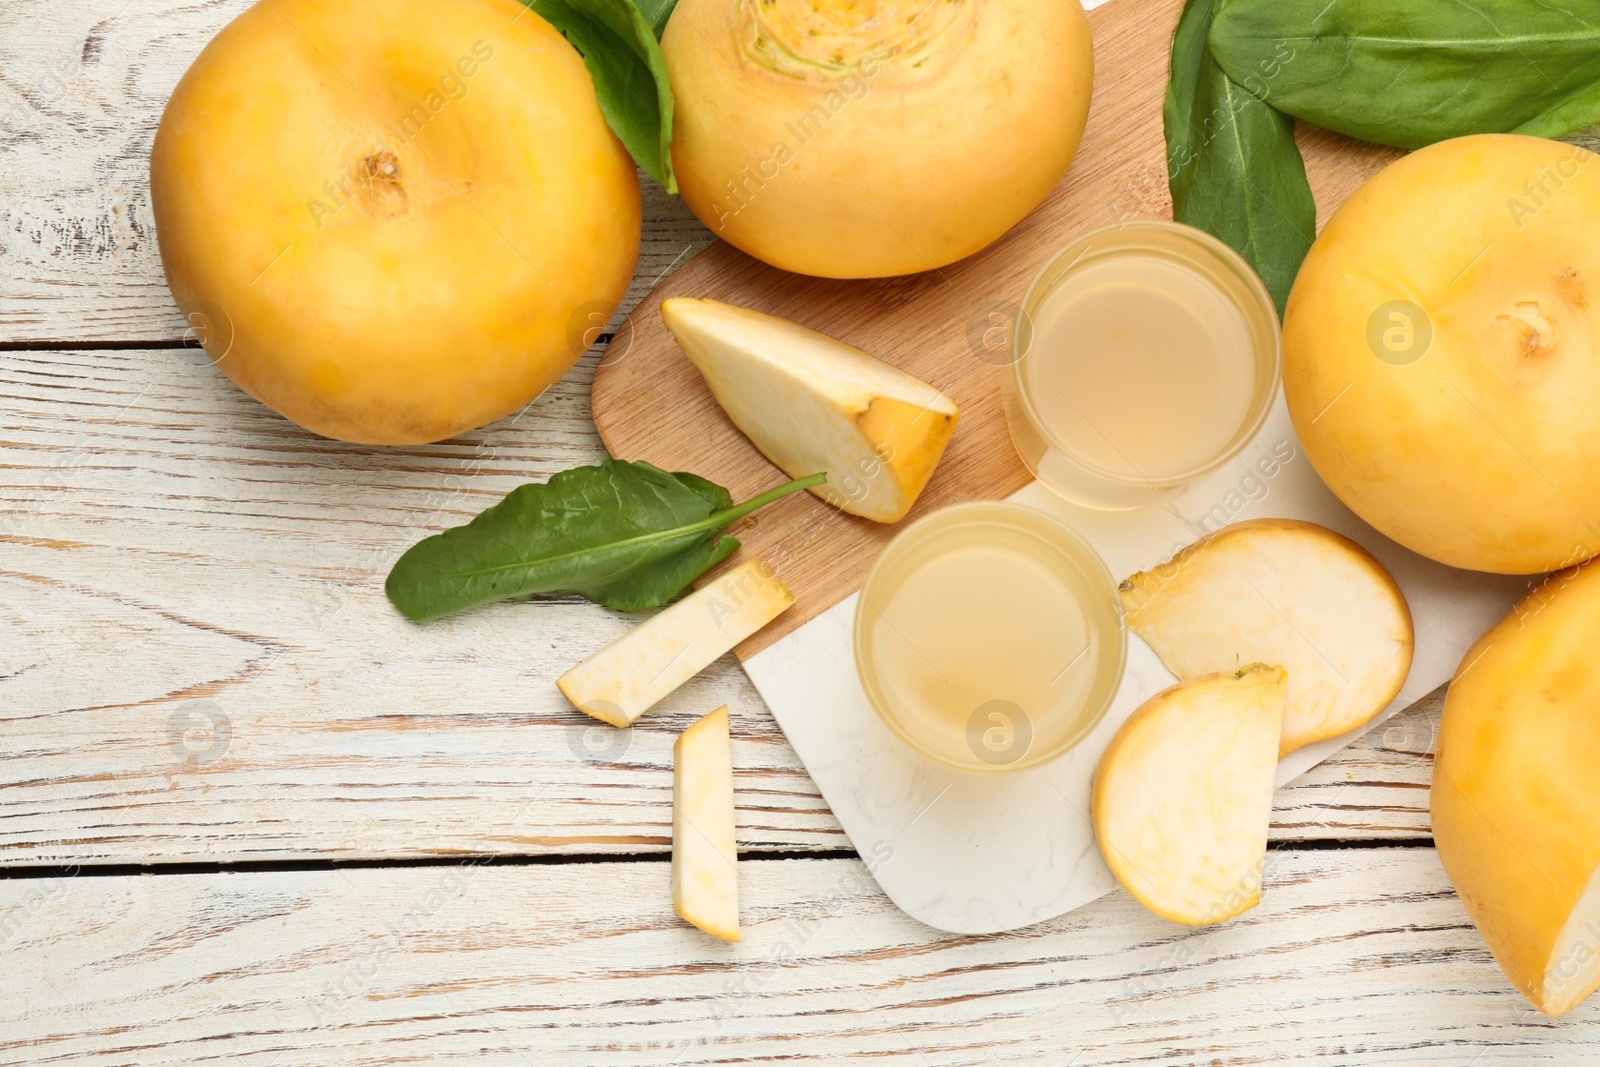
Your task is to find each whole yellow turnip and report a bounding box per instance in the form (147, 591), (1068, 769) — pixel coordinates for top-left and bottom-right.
(1284, 135), (1600, 574)
(662, 0), (1094, 279)
(151, 0), (641, 445)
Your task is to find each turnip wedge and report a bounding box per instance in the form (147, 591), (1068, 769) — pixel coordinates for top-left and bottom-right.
(1093, 665), (1286, 926)
(662, 298), (957, 524)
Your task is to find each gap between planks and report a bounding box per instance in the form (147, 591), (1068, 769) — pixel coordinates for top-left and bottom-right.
(0, 839), (1441, 880)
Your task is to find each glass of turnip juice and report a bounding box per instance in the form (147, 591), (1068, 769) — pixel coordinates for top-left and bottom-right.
(1003, 220), (1281, 510)
(853, 502), (1126, 774)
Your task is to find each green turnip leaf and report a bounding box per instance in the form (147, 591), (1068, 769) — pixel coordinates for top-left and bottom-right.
(1209, 0), (1600, 150)
(1166, 0), (1316, 316)
(631, 0), (680, 39)
(385, 460), (822, 621)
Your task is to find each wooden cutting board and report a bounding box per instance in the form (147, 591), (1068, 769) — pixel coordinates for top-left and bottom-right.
(591, 0), (1402, 660)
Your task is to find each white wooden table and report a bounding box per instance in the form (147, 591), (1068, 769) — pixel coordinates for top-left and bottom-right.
(2, 2), (1597, 1062)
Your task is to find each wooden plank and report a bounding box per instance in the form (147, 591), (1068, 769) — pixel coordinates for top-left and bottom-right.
(3, 851), (1594, 1064)
(0, 0), (716, 344)
(0, 344), (840, 862)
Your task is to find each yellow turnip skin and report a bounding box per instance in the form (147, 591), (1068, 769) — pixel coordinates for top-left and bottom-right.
(1283, 135), (1600, 574)
(151, 0), (640, 445)
(663, 0), (1094, 278)
(1433, 561), (1600, 1016)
